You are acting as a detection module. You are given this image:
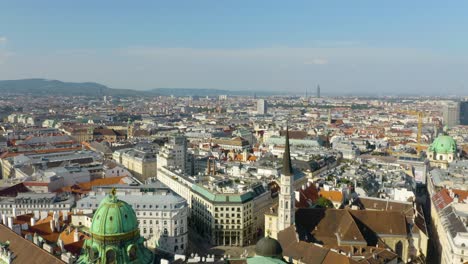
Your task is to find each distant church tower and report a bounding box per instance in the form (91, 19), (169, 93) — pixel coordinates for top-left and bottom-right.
(127, 118), (135, 139)
(278, 128), (295, 232)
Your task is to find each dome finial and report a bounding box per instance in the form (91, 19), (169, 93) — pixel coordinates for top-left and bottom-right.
(111, 187), (117, 197)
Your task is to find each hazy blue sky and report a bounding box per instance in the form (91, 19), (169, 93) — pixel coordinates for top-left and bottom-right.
(1, 1), (468, 95)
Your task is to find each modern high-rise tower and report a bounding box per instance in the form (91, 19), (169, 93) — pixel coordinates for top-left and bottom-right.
(317, 85), (321, 98)
(443, 101), (460, 128)
(277, 128), (295, 232)
(257, 99), (267, 115)
(460, 101), (468, 125)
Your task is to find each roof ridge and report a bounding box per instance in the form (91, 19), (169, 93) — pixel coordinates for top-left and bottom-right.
(339, 211), (366, 242)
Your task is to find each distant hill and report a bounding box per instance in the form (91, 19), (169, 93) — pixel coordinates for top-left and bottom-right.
(0, 79), (281, 97)
(149, 88), (277, 97)
(0, 79), (145, 97)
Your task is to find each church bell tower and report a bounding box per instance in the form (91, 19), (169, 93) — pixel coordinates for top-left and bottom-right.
(278, 127), (295, 232)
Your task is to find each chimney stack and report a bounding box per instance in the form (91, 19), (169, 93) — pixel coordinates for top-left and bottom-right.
(58, 239), (64, 251)
(53, 211), (59, 222)
(74, 229), (79, 242)
(1, 214), (6, 226)
(34, 210), (40, 220)
(7, 216), (13, 229)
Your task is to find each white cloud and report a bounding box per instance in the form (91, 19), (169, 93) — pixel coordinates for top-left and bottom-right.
(0, 36), (6, 44)
(304, 58), (328, 65)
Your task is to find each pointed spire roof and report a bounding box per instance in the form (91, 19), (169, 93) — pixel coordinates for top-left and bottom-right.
(282, 126), (293, 176)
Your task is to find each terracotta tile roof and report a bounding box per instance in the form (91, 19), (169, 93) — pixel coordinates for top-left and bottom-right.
(337, 211), (367, 244)
(0, 224), (65, 264)
(432, 189), (453, 211)
(278, 208), (405, 263)
(349, 210), (408, 236)
(291, 208), (408, 247)
(14, 213), (33, 225)
(296, 184), (319, 208)
(358, 248), (398, 264)
(59, 228), (88, 255)
(28, 222), (60, 243)
(58, 176), (126, 194)
(63, 240), (85, 256)
(322, 250), (358, 264)
(247, 155), (257, 161)
(452, 189), (468, 202)
(279, 226), (360, 264)
(357, 197), (414, 222)
(319, 190), (343, 203)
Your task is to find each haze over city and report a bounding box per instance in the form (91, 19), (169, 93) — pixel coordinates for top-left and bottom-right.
(1, 2), (468, 264)
(1, 1), (468, 95)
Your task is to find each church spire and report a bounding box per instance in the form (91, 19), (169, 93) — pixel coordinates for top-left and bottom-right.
(282, 126), (293, 176)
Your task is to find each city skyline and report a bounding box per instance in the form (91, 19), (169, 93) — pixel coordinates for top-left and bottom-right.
(1, 1), (468, 95)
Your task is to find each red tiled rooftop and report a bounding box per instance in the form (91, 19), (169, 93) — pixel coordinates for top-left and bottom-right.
(432, 189), (453, 211)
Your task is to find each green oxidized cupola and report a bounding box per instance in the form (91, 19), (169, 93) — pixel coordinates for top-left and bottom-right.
(429, 135), (457, 154)
(78, 189), (154, 264)
(90, 190), (138, 236)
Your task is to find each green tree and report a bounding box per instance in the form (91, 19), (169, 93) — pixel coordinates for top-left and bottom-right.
(316, 197), (334, 208)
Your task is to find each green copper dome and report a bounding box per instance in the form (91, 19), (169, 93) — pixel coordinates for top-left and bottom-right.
(78, 189), (154, 264)
(90, 192), (138, 236)
(429, 135), (457, 154)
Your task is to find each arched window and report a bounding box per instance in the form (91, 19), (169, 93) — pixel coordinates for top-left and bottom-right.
(89, 246), (99, 261)
(127, 245), (137, 261)
(106, 249), (116, 264)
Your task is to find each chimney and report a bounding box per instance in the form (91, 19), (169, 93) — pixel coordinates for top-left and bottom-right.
(74, 230), (79, 242)
(1, 214), (6, 226)
(40, 211), (48, 219)
(31, 217), (36, 226)
(53, 211), (59, 222)
(7, 216), (13, 229)
(58, 239), (64, 251)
